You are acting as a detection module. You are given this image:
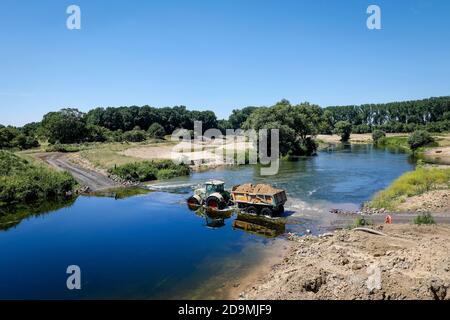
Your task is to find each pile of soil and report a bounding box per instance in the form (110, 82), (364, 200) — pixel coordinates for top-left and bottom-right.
(241, 224), (450, 300)
(233, 183), (283, 195)
(397, 189), (450, 214)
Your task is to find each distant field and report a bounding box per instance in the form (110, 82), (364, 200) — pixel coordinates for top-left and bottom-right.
(80, 141), (177, 170)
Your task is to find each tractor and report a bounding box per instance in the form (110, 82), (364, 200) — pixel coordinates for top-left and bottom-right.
(187, 180), (233, 210)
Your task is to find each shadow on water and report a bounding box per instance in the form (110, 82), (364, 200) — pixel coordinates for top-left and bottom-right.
(89, 187), (153, 200)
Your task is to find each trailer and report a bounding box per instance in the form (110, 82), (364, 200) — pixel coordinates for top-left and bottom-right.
(231, 183), (287, 217)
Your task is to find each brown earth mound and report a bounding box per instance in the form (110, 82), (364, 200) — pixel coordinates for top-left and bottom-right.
(241, 224), (450, 300)
(233, 183), (282, 195)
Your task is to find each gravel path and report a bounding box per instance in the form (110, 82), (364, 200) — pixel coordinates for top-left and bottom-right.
(37, 153), (118, 191)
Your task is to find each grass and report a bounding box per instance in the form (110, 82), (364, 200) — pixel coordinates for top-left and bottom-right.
(378, 134), (441, 153)
(413, 213), (435, 225)
(377, 136), (410, 151)
(80, 141), (176, 170)
(368, 167), (450, 210)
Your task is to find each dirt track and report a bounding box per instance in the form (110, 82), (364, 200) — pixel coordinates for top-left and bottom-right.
(36, 153), (117, 191)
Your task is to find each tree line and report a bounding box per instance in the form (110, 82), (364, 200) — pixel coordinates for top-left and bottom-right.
(323, 96), (450, 134)
(1, 96), (449, 151)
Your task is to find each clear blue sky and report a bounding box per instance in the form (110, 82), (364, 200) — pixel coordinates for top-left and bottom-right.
(1, 0), (449, 126)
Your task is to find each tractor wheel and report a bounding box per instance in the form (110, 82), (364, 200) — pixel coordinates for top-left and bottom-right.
(261, 207), (274, 217)
(187, 195), (202, 206)
(246, 206), (258, 214)
(206, 196), (225, 210)
(277, 205), (285, 214)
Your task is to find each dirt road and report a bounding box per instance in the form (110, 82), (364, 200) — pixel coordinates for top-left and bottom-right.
(36, 153), (118, 191)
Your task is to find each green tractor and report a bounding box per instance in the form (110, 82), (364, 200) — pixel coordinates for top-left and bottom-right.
(187, 180), (233, 210)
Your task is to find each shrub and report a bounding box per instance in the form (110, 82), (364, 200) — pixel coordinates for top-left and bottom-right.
(407, 130), (434, 151)
(86, 125), (108, 142)
(372, 130), (386, 144)
(108, 160), (190, 182)
(0, 127), (40, 150)
(147, 123), (166, 139)
(0, 151), (77, 207)
(45, 143), (81, 153)
(334, 121), (352, 142)
(352, 217), (373, 228)
(376, 136), (409, 151)
(413, 213), (435, 225)
(122, 130), (147, 142)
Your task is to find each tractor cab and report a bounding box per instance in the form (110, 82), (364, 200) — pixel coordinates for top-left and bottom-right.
(205, 180), (225, 196)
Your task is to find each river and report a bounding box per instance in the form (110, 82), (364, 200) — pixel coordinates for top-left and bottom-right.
(0, 144), (414, 299)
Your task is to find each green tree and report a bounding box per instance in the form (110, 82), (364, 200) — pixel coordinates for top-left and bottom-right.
(407, 130), (434, 151)
(229, 107), (258, 129)
(147, 123), (166, 139)
(334, 121), (352, 142)
(41, 108), (87, 144)
(243, 100), (321, 156)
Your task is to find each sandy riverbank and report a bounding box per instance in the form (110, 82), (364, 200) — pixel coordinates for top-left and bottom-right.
(239, 224), (450, 300)
(316, 133), (406, 145)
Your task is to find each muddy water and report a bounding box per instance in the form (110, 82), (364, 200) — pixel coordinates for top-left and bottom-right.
(0, 144), (414, 299)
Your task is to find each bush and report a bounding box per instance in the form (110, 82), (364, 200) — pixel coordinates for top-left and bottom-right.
(350, 217), (373, 228)
(122, 130), (147, 142)
(45, 143), (81, 153)
(0, 127), (40, 150)
(407, 130), (434, 151)
(86, 125), (108, 142)
(376, 136), (409, 150)
(334, 121), (352, 142)
(147, 123), (166, 139)
(0, 151), (77, 207)
(372, 130), (386, 144)
(413, 213), (435, 225)
(108, 160), (190, 182)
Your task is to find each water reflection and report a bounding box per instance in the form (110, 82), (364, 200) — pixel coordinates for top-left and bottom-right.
(187, 204), (286, 237)
(0, 197), (77, 231)
(90, 187), (153, 200)
(233, 213), (286, 238)
(187, 205), (233, 228)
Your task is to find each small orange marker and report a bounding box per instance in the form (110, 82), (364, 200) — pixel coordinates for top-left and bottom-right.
(385, 215), (392, 224)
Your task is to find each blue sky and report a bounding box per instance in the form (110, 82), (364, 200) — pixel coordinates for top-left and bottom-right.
(0, 0), (449, 126)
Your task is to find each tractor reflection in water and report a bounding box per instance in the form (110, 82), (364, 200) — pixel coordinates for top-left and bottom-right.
(187, 204), (234, 229)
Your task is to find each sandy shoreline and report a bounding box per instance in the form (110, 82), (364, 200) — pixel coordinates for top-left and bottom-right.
(238, 224), (450, 300)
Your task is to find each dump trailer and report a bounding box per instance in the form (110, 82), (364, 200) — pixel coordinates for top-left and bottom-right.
(231, 183), (287, 217)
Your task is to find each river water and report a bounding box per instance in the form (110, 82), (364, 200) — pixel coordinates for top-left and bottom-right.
(0, 144), (414, 299)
